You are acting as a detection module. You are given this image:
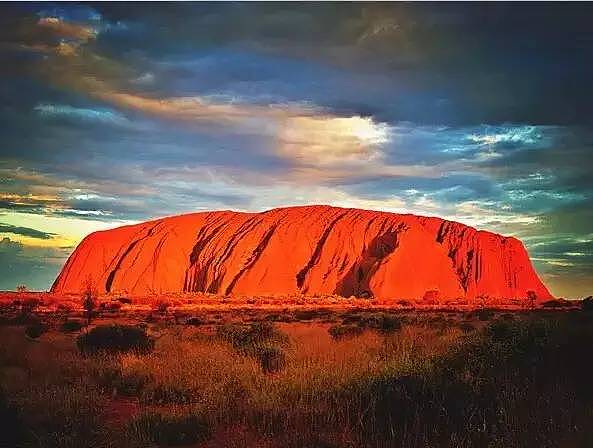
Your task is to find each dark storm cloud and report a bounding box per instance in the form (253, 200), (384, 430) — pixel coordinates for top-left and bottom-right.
(92, 3), (593, 125)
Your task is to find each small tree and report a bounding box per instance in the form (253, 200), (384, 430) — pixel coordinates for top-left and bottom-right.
(82, 276), (98, 326)
(526, 290), (537, 309)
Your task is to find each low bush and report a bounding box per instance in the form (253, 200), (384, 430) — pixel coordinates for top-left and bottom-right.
(458, 321), (476, 333)
(328, 324), (364, 340)
(60, 318), (85, 333)
(217, 322), (287, 353)
(101, 302), (122, 312)
(77, 325), (154, 354)
(582, 296), (593, 312)
(0, 388), (28, 446)
(256, 346), (286, 373)
(360, 313), (402, 333)
(24, 321), (46, 339)
(141, 383), (192, 405)
(293, 309), (330, 321)
(128, 412), (211, 446)
(185, 316), (204, 326)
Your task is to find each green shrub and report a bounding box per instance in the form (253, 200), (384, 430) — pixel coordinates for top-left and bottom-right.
(128, 412), (211, 446)
(77, 325), (154, 354)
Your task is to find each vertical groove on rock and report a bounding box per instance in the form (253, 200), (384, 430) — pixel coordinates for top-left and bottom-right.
(224, 223), (279, 295)
(296, 211), (348, 291)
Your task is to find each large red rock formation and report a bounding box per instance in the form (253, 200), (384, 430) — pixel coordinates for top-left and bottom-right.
(51, 205), (552, 303)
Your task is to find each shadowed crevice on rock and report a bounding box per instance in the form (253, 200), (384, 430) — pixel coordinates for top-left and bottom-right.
(335, 223), (406, 298)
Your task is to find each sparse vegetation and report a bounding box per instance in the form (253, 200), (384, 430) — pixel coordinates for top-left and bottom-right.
(1, 306), (593, 447)
(82, 277), (98, 326)
(60, 318), (85, 333)
(24, 321), (46, 339)
(328, 324), (364, 340)
(128, 411), (211, 446)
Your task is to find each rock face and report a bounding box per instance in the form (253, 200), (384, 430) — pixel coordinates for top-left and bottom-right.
(51, 205), (552, 303)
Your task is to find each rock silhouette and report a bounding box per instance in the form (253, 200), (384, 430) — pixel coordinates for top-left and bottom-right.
(51, 205), (552, 303)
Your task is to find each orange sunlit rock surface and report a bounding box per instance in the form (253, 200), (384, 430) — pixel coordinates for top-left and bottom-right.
(51, 205), (552, 304)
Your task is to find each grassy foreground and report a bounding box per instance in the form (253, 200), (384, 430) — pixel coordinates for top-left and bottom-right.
(1, 307), (592, 447)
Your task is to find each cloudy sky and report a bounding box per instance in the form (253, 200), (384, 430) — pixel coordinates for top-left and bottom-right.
(1, 3), (592, 298)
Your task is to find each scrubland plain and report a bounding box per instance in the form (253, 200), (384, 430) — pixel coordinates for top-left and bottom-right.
(1, 295), (592, 448)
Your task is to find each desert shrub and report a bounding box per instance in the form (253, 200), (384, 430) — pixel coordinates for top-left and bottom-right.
(542, 299), (567, 308)
(466, 308), (495, 321)
(487, 319), (516, 341)
(93, 366), (151, 397)
(21, 297), (40, 314)
(0, 388), (28, 446)
(339, 317), (593, 447)
(217, 322), (287, 353)
(458, 321), (476, 333)
(60, 318), (85, 333)
(256, 346), (286, 373)
(77, 325), (154, 354)
(185, 316), (204, 326)
(360, 313), (402, 333)
(141, 383), (192, 405)
(328, 324), (364, 340)
(154, 300), (170, 314)
(24, 321), (47, 339)
(101, 301), (122, 312)
(128, 412), (211, 446)
(82, 277), (98, 325)
(424, 314), (449, 330)
(582, 296), (593, 312)
(340, 312), (363, 325)
(294, 309), (329, 321)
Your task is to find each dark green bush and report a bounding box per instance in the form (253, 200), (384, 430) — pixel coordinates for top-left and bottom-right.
(128, 412), (211, 446)
(77, 325), (154, 354)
